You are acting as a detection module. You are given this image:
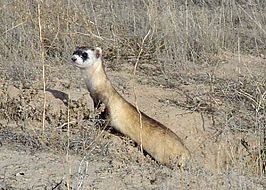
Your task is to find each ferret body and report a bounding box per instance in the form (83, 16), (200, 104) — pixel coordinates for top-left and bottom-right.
(71, 47), (190, 166)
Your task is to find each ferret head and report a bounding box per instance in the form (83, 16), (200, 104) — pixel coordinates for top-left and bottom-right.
(71, 47), (102, 68)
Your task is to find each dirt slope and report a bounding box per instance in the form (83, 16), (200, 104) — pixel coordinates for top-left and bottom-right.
(0, 54), (265, 189)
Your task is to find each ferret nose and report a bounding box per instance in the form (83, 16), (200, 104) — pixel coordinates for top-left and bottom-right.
(71, 57), (77, 62)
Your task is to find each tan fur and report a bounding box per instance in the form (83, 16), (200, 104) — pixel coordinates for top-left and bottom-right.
(76, 50), (190, 167)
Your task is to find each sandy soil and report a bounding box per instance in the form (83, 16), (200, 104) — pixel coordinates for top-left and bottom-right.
(0, 53), (265, 189)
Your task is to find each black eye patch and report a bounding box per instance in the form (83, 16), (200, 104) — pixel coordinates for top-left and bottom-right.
(82, 52), (88, 59)
(73, 50), (89, 61)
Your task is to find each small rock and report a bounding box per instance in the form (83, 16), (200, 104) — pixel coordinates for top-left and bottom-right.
(6, 85), (21, 99)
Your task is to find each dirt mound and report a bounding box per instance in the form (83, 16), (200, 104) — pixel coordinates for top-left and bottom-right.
(0, 66), (265, 189)
(0, 80), (91, 127)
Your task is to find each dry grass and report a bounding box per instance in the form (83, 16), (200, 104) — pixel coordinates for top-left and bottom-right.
(1, 1), (266, 76)
(0, 0), (266, 189)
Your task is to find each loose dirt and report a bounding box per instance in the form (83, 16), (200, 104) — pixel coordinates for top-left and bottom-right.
(0, 53), (265, 189)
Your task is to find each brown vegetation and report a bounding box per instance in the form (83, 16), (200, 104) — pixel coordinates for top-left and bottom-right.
(0, 0), (265, 189)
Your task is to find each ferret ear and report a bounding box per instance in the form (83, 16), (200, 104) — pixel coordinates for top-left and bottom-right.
(95, 47), (102, 59)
